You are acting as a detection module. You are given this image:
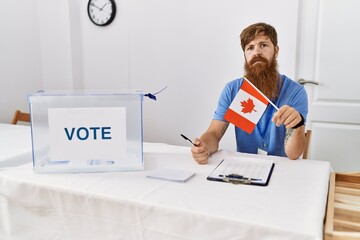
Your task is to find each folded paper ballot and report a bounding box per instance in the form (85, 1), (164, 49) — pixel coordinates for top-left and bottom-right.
(146, 168), (196, 183)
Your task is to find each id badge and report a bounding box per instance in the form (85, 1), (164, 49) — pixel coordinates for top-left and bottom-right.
(257, 148), (268, 155)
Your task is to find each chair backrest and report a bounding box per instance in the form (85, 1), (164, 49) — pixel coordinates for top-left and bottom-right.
(11, 110), (30, 125)
(303, 130), (312, 159)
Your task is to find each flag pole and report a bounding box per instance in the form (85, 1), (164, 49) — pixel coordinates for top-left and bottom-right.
(244, 77), (279, 111)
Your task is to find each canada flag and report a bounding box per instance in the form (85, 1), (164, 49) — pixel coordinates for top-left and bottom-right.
(224, 78), (269, 134)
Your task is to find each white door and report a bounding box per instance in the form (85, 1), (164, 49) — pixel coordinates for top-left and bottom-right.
(296, 0), (360, 171)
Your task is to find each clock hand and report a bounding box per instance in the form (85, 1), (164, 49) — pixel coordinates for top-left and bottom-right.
(100, 3), (108, 11)
(90, 2), (101, 10)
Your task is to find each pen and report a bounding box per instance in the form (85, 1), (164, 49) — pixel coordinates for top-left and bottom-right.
(180, 134), (198, 146)
(181, 134), (212, 158)
(219, 174), (262, 181)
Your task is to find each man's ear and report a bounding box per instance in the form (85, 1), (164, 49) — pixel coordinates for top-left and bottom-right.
(275, 46), (279, 58)
(243, 52), (249, 63)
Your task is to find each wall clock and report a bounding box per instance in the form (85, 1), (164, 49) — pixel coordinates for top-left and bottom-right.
(87, 0), (116, 26)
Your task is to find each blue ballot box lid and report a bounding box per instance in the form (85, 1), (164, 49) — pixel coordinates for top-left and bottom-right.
(28, 90), (144, 174)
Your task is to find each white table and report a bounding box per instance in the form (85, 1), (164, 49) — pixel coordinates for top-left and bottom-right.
(0, 140), (331, 240)
(0, 123), (32, 167)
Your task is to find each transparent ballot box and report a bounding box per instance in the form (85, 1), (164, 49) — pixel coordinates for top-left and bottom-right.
(28, 90), (144, 173)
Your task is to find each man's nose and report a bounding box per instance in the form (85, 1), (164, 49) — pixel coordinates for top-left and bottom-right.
(253, 46), (262, 56)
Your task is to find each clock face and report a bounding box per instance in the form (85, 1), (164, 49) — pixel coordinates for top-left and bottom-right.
(87, 0), (116, 26)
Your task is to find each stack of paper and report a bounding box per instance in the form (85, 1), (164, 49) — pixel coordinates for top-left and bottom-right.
(146, 168), (196, 183)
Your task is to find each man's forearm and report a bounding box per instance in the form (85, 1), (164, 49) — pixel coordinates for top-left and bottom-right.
(200, 121), (229, 155)
(284, 126), (306, 160)
(199, 132), (220, 156)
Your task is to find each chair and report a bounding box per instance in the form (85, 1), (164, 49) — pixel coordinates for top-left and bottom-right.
(303, 130), (312, 159)
(11, 110), (30, 125)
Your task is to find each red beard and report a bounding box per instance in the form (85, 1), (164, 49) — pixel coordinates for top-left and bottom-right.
(244, 54), (279, 99)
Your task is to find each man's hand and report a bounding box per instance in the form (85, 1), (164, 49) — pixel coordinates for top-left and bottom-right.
(272, 105), (306, 159)
(191, 138), (210, 165)
(272, 105), (302, 128)
(190, 120), (228, 164)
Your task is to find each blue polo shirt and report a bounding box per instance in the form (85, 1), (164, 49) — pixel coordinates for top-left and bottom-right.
(213, 75), (308, 157)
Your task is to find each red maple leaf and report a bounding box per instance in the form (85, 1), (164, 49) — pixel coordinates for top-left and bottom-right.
(240, 98), (257, 113)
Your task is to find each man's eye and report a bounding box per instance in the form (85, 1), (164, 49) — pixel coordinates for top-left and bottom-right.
(246, 46), (253, 51)
(261, 44), (268, 48)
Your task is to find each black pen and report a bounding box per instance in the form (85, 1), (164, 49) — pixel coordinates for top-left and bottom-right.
(181, 134), (212, 158)
(180, 134), (198, 146)
(219, 174), (262, 181)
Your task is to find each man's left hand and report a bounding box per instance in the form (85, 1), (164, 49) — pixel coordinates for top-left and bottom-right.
(272, 105), (302, 129)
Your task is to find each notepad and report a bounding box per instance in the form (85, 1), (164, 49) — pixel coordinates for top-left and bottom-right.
(207, 157), (275, 186)
(146, 168), (196, 183)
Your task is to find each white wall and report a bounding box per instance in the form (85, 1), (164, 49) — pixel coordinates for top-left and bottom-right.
(126, 0), (298, 150)
(0, 0), (299, 150)
(0, 1), (42, 122)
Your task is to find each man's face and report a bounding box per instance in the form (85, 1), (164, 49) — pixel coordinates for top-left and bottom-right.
(244, 34), (278, 65)
(243, 34), (280, 99)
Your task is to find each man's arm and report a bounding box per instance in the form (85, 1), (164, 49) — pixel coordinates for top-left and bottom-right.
(284, 126), (306, 159)
(191, 120), (229, 164)
(272, 105), (306, 160)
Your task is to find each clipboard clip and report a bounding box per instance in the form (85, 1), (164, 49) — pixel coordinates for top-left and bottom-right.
(222, 173), (261, 185)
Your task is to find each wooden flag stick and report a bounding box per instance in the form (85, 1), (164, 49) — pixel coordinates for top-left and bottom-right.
(244, 77), (279, 111)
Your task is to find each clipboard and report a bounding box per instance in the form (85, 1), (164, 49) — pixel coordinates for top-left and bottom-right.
(207, 157), (275, 186)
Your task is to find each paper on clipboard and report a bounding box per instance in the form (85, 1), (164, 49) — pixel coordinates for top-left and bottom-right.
(207, 157), (275, 186)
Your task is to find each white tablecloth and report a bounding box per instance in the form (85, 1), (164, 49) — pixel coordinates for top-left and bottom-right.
(0, 123), (32, 167)
(0, 141), (331, 240)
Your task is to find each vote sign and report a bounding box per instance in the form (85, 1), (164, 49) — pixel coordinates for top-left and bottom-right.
(48, 107), (127, 161)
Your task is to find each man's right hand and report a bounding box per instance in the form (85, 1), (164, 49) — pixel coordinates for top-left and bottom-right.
(191, 138), (210, 164)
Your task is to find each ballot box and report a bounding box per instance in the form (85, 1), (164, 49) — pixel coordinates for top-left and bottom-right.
(28, 90), (144, 173)
(324, 172), (360, 239)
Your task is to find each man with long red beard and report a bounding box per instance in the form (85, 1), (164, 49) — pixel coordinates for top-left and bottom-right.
(191, 22), (307, 163)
